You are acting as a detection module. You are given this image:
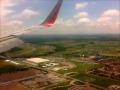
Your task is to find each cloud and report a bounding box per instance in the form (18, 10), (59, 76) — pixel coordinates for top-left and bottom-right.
(52, 9), (119, 34)
(0, 0), (28, 17)
(102, 9), (120, 17)
(28, 15), (119, 35)
(97, 17), (112, 23)
(96, 9), (120, 26)
(74, 12), (88, 18)
(0, 0), (16, 17)
(75, 2), (88, 10)
(51, 8), (119, 34)
(1, 9), (15, 17)
(95, 10), (119, 33)
(55, 19), (75, 27)
(7, 20), (23, 25)
(0, 1), (119, 36)
(0, 19), (24, 37)
(78, 18), (90, 23)
(13, 9), (40, 19)
(0, 0), (40, 37)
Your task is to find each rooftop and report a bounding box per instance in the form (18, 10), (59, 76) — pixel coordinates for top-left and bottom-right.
(26, 58), (49, 64)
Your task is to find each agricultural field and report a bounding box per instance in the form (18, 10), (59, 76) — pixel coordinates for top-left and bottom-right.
(0, 60), (28, 74)
(2, 34), (120, 60)
(72, 73), (120, 87)
(57, 61), (100, 74)
(0, 34), (119, 90)
(45, 81), (71, 90)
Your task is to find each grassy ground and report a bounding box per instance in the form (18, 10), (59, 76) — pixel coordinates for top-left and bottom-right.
(57, 61), (100, 74)
(45, 81), (71, 90)
(72, 73), (120, 87)
(6, 45), (34, 58)
(0, 60), (28, 73)
(50, 86), (71, 90)
(4, 40), (120, 59)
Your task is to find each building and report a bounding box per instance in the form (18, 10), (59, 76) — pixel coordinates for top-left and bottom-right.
(25, 58), (49, 65)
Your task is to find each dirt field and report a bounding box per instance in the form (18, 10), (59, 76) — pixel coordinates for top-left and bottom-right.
(0, 83), (28, 90)
(0, 69), (40, 82)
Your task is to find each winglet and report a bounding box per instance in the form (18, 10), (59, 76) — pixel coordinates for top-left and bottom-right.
(40, 0), (63, 27)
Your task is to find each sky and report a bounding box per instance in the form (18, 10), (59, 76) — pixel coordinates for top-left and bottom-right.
(0, 0), (120, 36)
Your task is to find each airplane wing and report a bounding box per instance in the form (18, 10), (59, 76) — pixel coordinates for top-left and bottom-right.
(0, 0), (63, 53)
(41, 0), (63, 27)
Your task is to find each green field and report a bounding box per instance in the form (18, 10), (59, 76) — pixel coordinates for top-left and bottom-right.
(57, 61), (100, 74)
(5, 45), (34, 58)
(0, 35), (120, 89)
(50, 86), (71, 90)
(4, 41), (120, 59)
(0, 60), (28, 73)
(3, 35), (119, 59)
(72, 73), (120, 87)
(45, 81), (71, 90)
